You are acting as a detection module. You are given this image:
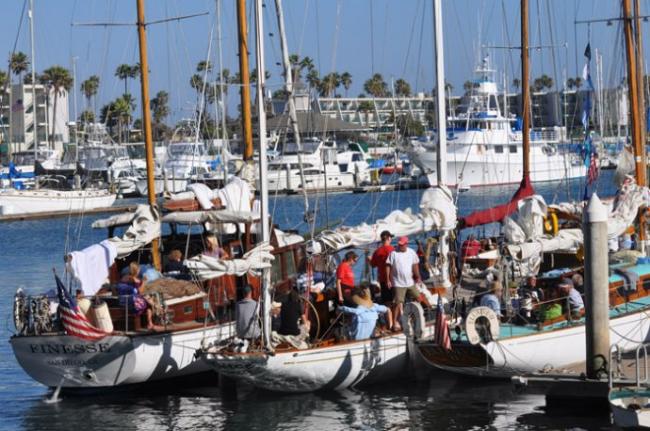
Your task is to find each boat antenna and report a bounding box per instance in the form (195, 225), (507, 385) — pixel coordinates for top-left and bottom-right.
(254, 0), (272, 351)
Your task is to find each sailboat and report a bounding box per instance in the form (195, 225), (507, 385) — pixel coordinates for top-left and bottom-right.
(414, 0), (650, 379)
(197, 0), (458, 393)
(8, 0), (300, 390)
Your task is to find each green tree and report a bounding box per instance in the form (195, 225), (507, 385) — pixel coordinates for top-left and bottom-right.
(394, 78), (411, 97)
(340, 72), (352, 96)
(150, 90), (170, 141)
(197, 60), (212, 73)
(40, 66), (73, 147)
(115, 63), (139, 95)
(512, 78), (521, 91)
(0, 70), (8, 89)
(100, 95), (134, 143)
(395, 113), (424, 136)
(306, 69), (320, 92)
(9, 52), (29, 83)
(363, 73), (388, 97)
(319, 72), (340, 97)
(80, 75), (100, 114)
(78, 110), (95, 127)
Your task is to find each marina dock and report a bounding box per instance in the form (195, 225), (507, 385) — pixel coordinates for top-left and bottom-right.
(0, 203), (137, 223)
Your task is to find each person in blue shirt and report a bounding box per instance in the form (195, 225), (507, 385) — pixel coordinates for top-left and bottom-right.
(338, 289), (393, 340)
(479, 280), (503, 317)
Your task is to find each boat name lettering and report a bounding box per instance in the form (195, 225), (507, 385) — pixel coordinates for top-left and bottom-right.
(29, 343), (111, 355)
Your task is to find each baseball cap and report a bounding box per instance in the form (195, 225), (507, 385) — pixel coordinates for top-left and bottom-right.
(397, 236), (409, 245)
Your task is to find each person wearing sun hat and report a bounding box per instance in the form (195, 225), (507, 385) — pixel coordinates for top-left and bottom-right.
(338, 288), (393, 340)
(386, 236), (421, 326)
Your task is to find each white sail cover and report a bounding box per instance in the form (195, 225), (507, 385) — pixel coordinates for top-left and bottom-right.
(308, 186), (457, 254)
(505, 178), (650, 264)
(184, 242), (274, 281)
(107, 204), (161, 258)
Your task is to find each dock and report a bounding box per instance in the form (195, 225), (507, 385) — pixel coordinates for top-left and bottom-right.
(0, 204), (137, 223)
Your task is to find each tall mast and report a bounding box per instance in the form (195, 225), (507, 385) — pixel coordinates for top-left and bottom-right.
(236, 0), (254, 161)
(273, 0), (309, 218)
(521, 0), (530, 179)
(29, 0), (37, 155)
(136, 0), (161, 270)
(216, 0), (228, 179)
(253, 0), (272, 350)
(634, 0), (646, 182)
(623, 0), (645, 185)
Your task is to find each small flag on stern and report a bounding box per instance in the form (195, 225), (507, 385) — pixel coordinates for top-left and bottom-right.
(434, 295), (451, 350)
(56, 274), (108, 340)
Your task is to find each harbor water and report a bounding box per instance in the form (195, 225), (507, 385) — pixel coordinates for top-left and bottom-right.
(0, 173), (619, 430)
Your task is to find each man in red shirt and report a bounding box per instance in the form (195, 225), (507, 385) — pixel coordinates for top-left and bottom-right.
(370, 230), (394, 303)
(336, 251), (358, 305)
(460, 234), (481, 261)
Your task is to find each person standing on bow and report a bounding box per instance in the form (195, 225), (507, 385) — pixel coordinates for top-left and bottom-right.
(336, 251), (359, 306)
(386, 236), (421, 328)
(370, 230), (394, 304)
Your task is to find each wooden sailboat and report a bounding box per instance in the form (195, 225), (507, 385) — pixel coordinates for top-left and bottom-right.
(415, 0), (650, 379)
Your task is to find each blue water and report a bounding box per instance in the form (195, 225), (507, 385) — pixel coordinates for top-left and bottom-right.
(0, 173), (618, 430)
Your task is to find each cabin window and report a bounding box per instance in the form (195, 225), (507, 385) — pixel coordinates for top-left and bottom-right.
(494, 145), (504, 154)
(271, 255), (283, 284)
(284, 251), (296, 277)
(509, 145), (517, 153)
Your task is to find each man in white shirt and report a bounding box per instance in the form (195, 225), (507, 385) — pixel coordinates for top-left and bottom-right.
(386, 236), (421, 327)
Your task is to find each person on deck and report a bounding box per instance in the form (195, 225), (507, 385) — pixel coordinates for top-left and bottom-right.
(386, 236), (421, 328)
(203, 234), (229, 259)
(558, 278), (584, 316)
(370, 230), (394, 303)
(336, 251), (359, 306)
(460, 234), (481, 261)
(235, 285), (261, 342)
(119, 262), (156, 330)
(338, 289), (393, 340)
(479, 280), (503, 317)
(278, 290), (307, 337)
(163, 249), (190, 280)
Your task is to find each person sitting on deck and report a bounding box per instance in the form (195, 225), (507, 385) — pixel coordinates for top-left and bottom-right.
(338, 289), (393, 340)
(118, 262), (156, 330)
(278, 290), (307, 337)
(479, 280), (503, 317)
(163, 249), (190, 280)
(235, 285), (261, 343)
(336, 251), (359, 306)
(460, 234), (481, 261)
(557, 278), (584, 317)
(203, 234), (229, 259)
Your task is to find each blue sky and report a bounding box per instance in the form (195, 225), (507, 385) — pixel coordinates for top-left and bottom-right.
(0, 0), (638, 124)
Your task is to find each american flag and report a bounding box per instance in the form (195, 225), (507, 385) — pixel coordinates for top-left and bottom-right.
(56, 274), (109, 340)
(434, 295), (451, 350)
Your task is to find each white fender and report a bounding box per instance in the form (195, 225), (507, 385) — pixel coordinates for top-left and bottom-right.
(401, 302), (425, 340)
(465, 306), (499, 345)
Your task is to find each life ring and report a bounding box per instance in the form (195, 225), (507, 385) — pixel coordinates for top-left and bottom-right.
(465, 306), (500, 345)
(541, 144), (557, 156)
(543, 212), (559, 236)
(401, 302), (425, 340)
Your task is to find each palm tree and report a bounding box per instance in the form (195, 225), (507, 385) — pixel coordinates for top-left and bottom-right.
(319, 72), (340, 97)
(512, 78), (521, 91)
(115, 64), (131, 95)
(363, 73), (388, 97)
(80, 75), (100, 114)
(463, 80), (474, 93)
(197, 60), (212, 73)
(9, 52), (29, 84)
(306, 69), (320, 92)
(394, 78), (411, 97)
(0, 70), (8, 89)
(40, 66), (73, 147)
(78, 110), (95, 127)
(340, 72), (352, 96)
(150, 90), (169, 140)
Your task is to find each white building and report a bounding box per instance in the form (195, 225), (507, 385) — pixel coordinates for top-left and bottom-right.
(0, 83), (69, 155)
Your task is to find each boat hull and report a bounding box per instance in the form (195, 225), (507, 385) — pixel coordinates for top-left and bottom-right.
(205, 328), (432, 393)
(417, 309), (650, 378)
(610, 389), (650, 429)
(10, 323), (232, 388)
(0, 189), (116, 215)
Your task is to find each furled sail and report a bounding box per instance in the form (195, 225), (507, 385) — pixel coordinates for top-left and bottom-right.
(184, 242), (275, 280)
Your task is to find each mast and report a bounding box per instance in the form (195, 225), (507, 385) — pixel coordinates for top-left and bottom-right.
(254, 0), (272, 350)
(236, 0), (254, 161)
(273, 0), (310, 218)
(521, 0), (530, 179)
(634, 0), (646, 181)
(623, 0), (645, 186)
(136, 0), (161, 270)
(29, 0), (37, 155)
(433, 0), (450, 288)
(216, 0), (228, 180)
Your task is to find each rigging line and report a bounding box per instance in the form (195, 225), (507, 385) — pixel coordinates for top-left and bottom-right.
(500, 0), (516, 89)
(369, 0), (375, 75)
(414, 0), (426, 92)
(313, 0), (320, 73)
(401, 0), (421, 80)
(545, 0), (562, 125)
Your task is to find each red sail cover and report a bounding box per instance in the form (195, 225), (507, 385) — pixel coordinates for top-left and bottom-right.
(460, 176), (535, 228)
